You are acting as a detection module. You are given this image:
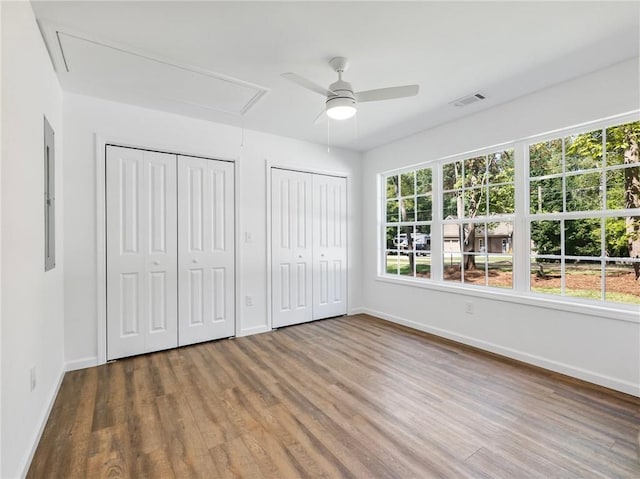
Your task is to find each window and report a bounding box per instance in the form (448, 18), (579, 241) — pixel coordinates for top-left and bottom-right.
(385, 168), (432, 278)
(379, 114), (640, 309)
(442, 149), (515, 289)
(529, 121), (640, 305)
(44, 117), (55, 271)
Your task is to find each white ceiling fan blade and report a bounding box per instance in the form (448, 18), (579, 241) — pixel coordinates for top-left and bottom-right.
(282, 72), (335, 97)
(313, 108), (327, 124)
(355, 85), (419, 103)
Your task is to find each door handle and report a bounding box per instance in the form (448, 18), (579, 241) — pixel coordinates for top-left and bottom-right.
(192, 259), (198, 264)
(153, 261), (160, 266)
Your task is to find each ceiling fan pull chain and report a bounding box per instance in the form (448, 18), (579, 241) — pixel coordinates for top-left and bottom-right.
(327, 118), (331, 153)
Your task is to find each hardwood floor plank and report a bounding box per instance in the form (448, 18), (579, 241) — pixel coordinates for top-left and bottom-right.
(28, 314), (640, 478)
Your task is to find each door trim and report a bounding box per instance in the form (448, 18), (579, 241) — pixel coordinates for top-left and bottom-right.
(96, 135), (239, 366)
(265, 160), (350, 332)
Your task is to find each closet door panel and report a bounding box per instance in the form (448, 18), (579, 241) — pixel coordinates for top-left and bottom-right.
(178, 156), (235, 346)
(312, 174), (347, 319)
(106, 146), (178, 360)
(145, 153), (178, 351)
(271, 169), (313, 328)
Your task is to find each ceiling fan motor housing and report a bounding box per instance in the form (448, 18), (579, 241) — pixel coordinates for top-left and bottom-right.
(326, 79), (356, 108)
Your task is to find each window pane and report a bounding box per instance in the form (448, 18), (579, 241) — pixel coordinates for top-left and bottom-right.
(386, 199), (399, 222)
(443, 224), (461, 252)
(565, 260), (602, 300)
(565, 130), (602, 172)
(462, 254), (486, 286)
(415, 225), (431, 258)
(415, 254), (431, 278)
(566, 172), (602, 212)
(488, 149), (514, 183)
(416, 168), (432, 194)
(489, 184), (514, 215)
(530, 177), (562, 214)
(606, 169), (626, 210)
(401, 225), (415, 252)
(462, 222), (481, 254)
(386, 251), (399, 275)
(386, 175), (398, 199)
(399, 253), (414, 277)
(605, 260), (640, 305)
(488, 255), (513, 289)
(400, 171), (415, 197)
(443, 191), (461, 218)
(443, 253), (462, 283)
(606, 121), (640, 167)
(464, 156), (486, 188)
(487, 222), (513, 253)
(400, 198), (415, 222)
(398, 251), (415, 276)
(606, 216), (640, 258)
(565, 218), (601, 257)
(416, 195), (432, 221)
(529, 139), (562, 177)
(386, 226), (399, 249)
(530, 259), (561, 296)
(442, 161), (462, 190)
(531, 220), (560, 255)
(476, 222), (487, 252)
(464, 188), (486, 218)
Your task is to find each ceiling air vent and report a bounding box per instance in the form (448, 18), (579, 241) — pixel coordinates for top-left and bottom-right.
(450, 93), (486, 107)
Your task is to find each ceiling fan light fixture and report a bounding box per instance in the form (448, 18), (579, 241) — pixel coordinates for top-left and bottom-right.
(326, 96), (357, 120)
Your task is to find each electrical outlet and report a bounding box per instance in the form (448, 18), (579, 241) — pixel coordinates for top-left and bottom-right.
(245, 295), (254, 307)
(30, 367), (36, 392)
(465, 301), (474, 315)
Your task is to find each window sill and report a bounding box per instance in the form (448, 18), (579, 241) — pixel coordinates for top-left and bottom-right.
(375, 275), (640, 324)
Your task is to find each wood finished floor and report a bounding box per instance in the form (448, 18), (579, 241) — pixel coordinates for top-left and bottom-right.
(28, 314), (640, 478)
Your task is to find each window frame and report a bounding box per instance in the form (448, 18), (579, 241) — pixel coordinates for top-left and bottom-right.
(439, 147), (516, 290)
(525, 119), (640, 304)
(377, 111), (640, 320)
(382, 165), (434, 280)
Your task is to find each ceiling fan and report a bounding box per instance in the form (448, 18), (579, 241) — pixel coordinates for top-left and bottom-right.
(282, 57), (419, 121)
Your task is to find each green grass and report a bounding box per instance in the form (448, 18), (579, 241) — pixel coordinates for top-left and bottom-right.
(387, 254), (640, 305)
(532, 286), (640, 305)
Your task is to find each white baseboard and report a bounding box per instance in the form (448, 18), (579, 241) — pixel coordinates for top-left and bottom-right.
(360, 308), (640, 398)
(17, 366), (65, 478)
(237, 325), (271, 337)
(348, 307), (366, 315)
(65, 356), (98, 372)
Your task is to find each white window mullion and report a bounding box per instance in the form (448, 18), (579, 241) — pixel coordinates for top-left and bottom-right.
(379, 173), (386, 277)
(514, 141), (528, 293)
(432, 164), (443, 281)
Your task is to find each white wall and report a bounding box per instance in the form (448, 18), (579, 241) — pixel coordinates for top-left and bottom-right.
(0, 2), (4, 475)
(63, 93), (362, 368)
(361, 58), (640, 396)
(1, 2), (65, 478)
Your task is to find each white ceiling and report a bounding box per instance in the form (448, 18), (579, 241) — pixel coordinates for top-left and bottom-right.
(31, 1), (640, 152)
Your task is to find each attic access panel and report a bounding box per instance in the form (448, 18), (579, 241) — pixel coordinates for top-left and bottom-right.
(56, 32), (267, 115)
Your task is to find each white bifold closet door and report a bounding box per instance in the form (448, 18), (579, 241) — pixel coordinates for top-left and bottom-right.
(178, 155), (235, 346)
(272, 168), (347, 328)
(106, 146), (235, 360)
(312, 173), (347, 319)
(106, 146), (178, 359)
